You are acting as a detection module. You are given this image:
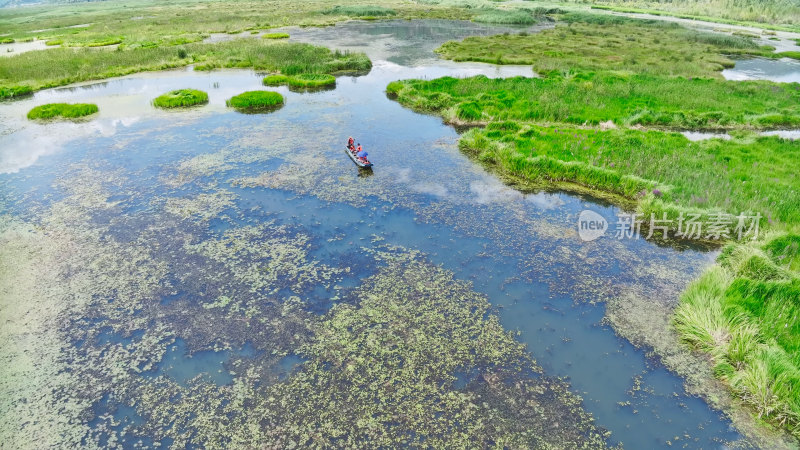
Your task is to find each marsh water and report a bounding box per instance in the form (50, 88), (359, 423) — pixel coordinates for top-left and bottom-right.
(5, 19), (800, 448)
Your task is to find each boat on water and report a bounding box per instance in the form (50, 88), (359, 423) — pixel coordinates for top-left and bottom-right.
(345, 146), (373, 168)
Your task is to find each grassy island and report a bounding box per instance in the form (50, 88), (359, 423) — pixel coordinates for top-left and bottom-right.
(27, 103), (98, 120)
(226, 90), (284, 111)
(152, 89), (209, 108)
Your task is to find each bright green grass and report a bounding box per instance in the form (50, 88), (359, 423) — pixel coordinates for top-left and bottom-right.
(436, 14), (768, 78)
(226, 90), (284, 111)
(472, 9), (537, 25)
(389, 72), (800, 130)
(322, 5), (397, 17)
(152, 89), (208, 108)
(262, 32), (289, 39)
(675, 236), (800, 436)
(263, 74), (289, 86)
(26, 102), (98, 120)
(286, 72), (336, 88)
(0, 40), (370, 98)
(0, 38), (14, 44)
(458, 123), (800, 226)
(590, 1), (800, 30)
(0, 85), (32, 98)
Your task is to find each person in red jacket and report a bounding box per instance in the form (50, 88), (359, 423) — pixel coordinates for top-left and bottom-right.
(348, 137), (355, 151)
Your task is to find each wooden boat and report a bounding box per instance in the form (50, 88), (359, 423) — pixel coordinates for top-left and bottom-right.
(345, 146), (373, 168)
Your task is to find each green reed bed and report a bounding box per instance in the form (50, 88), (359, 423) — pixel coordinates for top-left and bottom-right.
(226, 90), (284, 111)
(675, 235), (800, 436)
(436, 14), (769, 78)
(152, 89), (208, 108)
(472, 9), (537, 25)
(322, 5), (397, 17)
(262, 32), (289, 39)
(0, 40), (370, 99)
(27, 102), (98, 120)
(263, 74), (289, 86)
(459, 123), (800, 226)
(388, 72), (800, 130)
(286, 73), (335, 88)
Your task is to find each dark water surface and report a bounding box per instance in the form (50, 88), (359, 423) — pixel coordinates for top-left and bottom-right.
(1, 20), (751, 448)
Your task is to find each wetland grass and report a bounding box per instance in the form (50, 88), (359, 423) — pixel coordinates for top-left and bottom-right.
(0, 40), (370, 99)
(472, 9), (537, 25)
(322, 5), (397, 17)
(262, 32), (289, 39)
(152, 89), (208, 108)
(389, 72), (800, 130)
(226, 90), (284, 111)
(436, 14), (766, 78)
(263, 74), (289, 86)
(26, 102), (98, 120)
(286, 73), (335, 88)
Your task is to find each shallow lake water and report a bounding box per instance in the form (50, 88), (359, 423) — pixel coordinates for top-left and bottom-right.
(1, 20), (754, 448)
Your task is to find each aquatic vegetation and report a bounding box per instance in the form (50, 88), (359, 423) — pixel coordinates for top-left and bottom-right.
(86, 37), (123, 47)
(286, 72), (336, 88)
(0, 38), (14, 44)
(262, 74), (289, 85)
(323, 5), (397, 17)
(44, 39), (62, 46)
(0, 85), (32, 99)
(389, 73), (800, 130)
(152, 89), (208, 108)
(436, 14), (766, 78)
(589, 1), (800, 30)
(262, 32), (289, 39)
(27, 102), (98, 120)
(456, 124), (800, 226)
(0, 38), (370, 98)
(226, 90), (284, 111)
(472, 8), (537, 25)
(674, 234), (800, 438)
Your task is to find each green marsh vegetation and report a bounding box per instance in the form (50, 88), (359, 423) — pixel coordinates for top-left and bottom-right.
(26, 102), (98, 120)
(263, 74), (289, 86)
(322, 5), (397, 17)
(472, 8), (538, 25)
(589, 0), (800, 30)
(388, 73), (800, 130)
(674, 234), (800, 435)
(152, 89), (208, 108)
(0, 39), (370, 98)
(286, 72), (336, 88)
(436, 13), (772, 77)
(226, 90), (284, 111)
(262, 32), (290, 39)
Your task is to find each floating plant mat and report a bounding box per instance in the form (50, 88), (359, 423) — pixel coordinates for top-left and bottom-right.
(0, 166), (607, 446)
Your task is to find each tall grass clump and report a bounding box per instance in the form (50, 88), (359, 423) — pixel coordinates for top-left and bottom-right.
(27, 103), (98, 120)
(263, 74), (289, 86)
(323, 5), (397, 17)
(0, 85), (33, 99)
(673, 234), (800, 438)
(286, 73), (336, 88)
(152, 89), (208, 108)
(262, 33), (289, 39)
(226, 90), (284, 112)
(473, 9), (537, 25)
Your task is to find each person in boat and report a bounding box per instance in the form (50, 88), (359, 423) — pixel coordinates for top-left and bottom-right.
(348, 137), (355, 151)
(356, 144), (369, 164)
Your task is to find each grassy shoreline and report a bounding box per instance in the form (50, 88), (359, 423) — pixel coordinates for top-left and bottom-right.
(0, 40), (370, 99)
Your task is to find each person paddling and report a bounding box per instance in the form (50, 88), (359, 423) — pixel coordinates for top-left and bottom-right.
(348, 136), (355, 151)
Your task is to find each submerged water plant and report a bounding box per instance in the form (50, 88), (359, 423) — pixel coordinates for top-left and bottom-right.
(27, 102), (98, 120)
(152, 89), (208, 108)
